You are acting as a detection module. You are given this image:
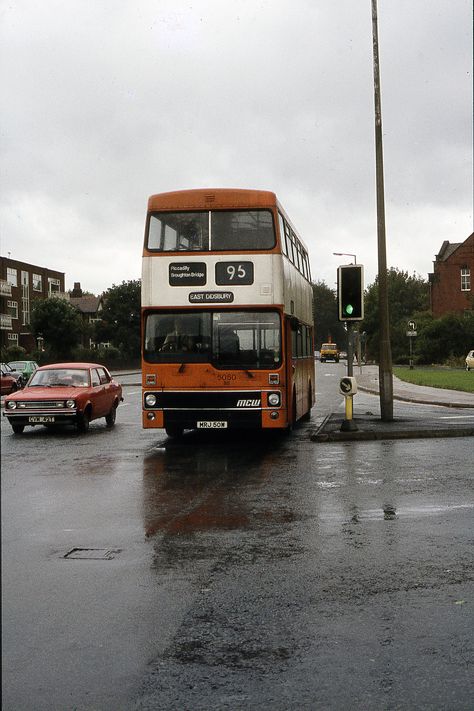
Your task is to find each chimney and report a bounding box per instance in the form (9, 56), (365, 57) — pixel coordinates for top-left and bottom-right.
(71, 282), (83, 297)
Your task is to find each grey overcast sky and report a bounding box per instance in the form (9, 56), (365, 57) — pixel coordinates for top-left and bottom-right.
(1, 0), (472, 295)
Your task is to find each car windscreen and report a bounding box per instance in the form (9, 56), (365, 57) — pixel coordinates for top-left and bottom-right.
(29, 369), (90, 387)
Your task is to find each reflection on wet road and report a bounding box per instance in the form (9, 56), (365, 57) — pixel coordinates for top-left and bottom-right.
(136, 421), (474, 710)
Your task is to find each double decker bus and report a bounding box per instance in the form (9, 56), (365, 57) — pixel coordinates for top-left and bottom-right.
(141, 188), (314, 437)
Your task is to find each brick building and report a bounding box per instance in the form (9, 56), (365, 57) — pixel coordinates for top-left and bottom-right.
(428, 233), (474, 318)
(0, 256), (66, 352)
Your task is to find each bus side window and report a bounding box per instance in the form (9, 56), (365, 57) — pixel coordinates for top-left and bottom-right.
(278, 214), (288, 256)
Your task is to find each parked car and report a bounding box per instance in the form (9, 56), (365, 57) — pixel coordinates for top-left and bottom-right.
(7, 360), (38, 384)
(465, 350), (474, 371)
(3, 362), (123, 434)
(1, 366), (19, 396)
(1, 362), (25, 389)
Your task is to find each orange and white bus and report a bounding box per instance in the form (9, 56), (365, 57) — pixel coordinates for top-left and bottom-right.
(141, 188), (314, 437)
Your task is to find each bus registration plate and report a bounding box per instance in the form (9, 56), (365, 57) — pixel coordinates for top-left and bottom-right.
(197, 421), (228, 429)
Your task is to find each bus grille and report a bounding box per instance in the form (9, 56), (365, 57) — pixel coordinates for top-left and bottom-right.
(144, 391), (262, 410)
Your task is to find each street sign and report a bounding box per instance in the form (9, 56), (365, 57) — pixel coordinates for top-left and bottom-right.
(339, 376), (357, 396)
(408, 320), (416, 330)
(406, 331), (417, 337)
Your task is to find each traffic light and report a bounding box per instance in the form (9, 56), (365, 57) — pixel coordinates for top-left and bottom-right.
(337, 264), (364, 321)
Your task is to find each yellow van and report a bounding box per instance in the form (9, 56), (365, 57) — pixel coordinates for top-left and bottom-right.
(320, 343), (340, 363)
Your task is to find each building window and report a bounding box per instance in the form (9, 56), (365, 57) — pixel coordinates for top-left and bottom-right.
(48, 278), (61, 295)
(22, 271), (30, 326)
(33, 274), (42, 291)
(461, 267), (471, 291)
(7, 300), (18, 319)
(7, 267), (17, 287)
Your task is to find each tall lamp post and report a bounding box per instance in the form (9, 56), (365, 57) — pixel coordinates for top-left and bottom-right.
(372, 0), (393, 421)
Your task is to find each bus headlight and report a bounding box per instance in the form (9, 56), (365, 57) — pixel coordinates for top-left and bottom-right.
(267, 392), (281, 407)
(145, 393), (157, 408)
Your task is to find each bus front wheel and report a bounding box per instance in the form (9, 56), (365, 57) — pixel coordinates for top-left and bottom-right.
(165, 425), (184, 438)
(301, 384), (312, 421)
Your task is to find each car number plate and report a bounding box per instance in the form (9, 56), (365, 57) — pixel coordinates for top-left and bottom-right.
(28, 416), (55, 423)
(197, 421), (228, 429)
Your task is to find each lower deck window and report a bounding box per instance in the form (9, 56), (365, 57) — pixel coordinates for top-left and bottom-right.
(144, 310), (281, 368)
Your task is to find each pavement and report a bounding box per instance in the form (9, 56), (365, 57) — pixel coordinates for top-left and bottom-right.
(312, 364), (474, 442)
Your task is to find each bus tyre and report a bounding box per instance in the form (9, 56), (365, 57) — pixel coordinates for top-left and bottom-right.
(302, 385), (312, 421)
(106, 405), (117, 428)
(165, 425), (184, 438)
(286, 390), (297, 433)
(12, 424), (24, 434)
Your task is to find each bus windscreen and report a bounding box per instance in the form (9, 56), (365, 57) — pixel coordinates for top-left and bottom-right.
(144, 310), (281, 368)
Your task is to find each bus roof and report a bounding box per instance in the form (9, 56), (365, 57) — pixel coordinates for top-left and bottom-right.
(147, 188), (278, 212)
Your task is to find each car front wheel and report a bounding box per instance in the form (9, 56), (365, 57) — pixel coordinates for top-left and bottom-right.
(105, 405), (116, 427)
(77, 411), (90, 433)
(12, 423), (24, 434)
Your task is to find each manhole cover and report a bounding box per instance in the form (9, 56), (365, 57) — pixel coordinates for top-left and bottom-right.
(63, 548), (121, 560)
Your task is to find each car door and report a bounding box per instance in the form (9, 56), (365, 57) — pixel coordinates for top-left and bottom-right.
(97, 367), (115, 414)
(90, 368), (108, 418)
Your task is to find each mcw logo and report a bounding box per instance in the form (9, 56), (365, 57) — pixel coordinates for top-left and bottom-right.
(236, 399), (261, 408)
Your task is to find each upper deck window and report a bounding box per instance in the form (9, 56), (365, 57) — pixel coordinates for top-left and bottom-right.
(147, 210), (275, 252)
(211, 210), (274, 250)
(148, 212), (209, 251)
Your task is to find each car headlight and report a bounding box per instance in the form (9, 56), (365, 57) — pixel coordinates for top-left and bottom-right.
(7, 401), (17, 410)
(145, 393), (157, 407)
(66, 400), (76, 408)
(268, 392), (281, 407)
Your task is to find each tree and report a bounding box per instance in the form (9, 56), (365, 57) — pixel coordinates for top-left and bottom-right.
(30, 297), (83, 359)
(361, 268), (430, 363)
(95, 280), (141, 359)
(415, 312), (474, 364)
(312, 280), (346, 349)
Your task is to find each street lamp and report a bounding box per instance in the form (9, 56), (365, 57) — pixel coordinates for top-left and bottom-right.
(333, 252), (357, 264)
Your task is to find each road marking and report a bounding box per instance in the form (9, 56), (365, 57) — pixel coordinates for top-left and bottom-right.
(437, 414), (474, 419)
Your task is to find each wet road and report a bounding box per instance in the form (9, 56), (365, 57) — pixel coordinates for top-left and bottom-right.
(1, 363), (473, 710)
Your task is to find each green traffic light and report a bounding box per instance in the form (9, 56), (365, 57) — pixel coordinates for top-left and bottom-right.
(345, 304), (354, 315)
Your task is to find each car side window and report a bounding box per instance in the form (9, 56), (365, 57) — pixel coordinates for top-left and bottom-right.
(91, 369), (101, 387)
(98, 368), (110, 385)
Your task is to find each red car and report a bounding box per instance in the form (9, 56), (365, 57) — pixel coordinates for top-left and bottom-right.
(1, 367), (19, 396)
(3, 362), (123, 434)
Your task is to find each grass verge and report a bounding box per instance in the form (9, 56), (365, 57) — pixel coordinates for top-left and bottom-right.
(393, 367), (474, 393)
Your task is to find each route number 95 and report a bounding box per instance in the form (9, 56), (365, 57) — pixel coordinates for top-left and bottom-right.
(215, 261), (254, 286)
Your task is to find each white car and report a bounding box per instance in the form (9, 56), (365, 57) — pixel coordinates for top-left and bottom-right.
(465, 350), (474, 371)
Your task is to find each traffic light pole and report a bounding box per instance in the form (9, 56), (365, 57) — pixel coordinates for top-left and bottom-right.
(341, 322), (358, 432)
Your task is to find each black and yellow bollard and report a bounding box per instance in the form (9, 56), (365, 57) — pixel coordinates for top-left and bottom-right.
(340, 376), (358, 432)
